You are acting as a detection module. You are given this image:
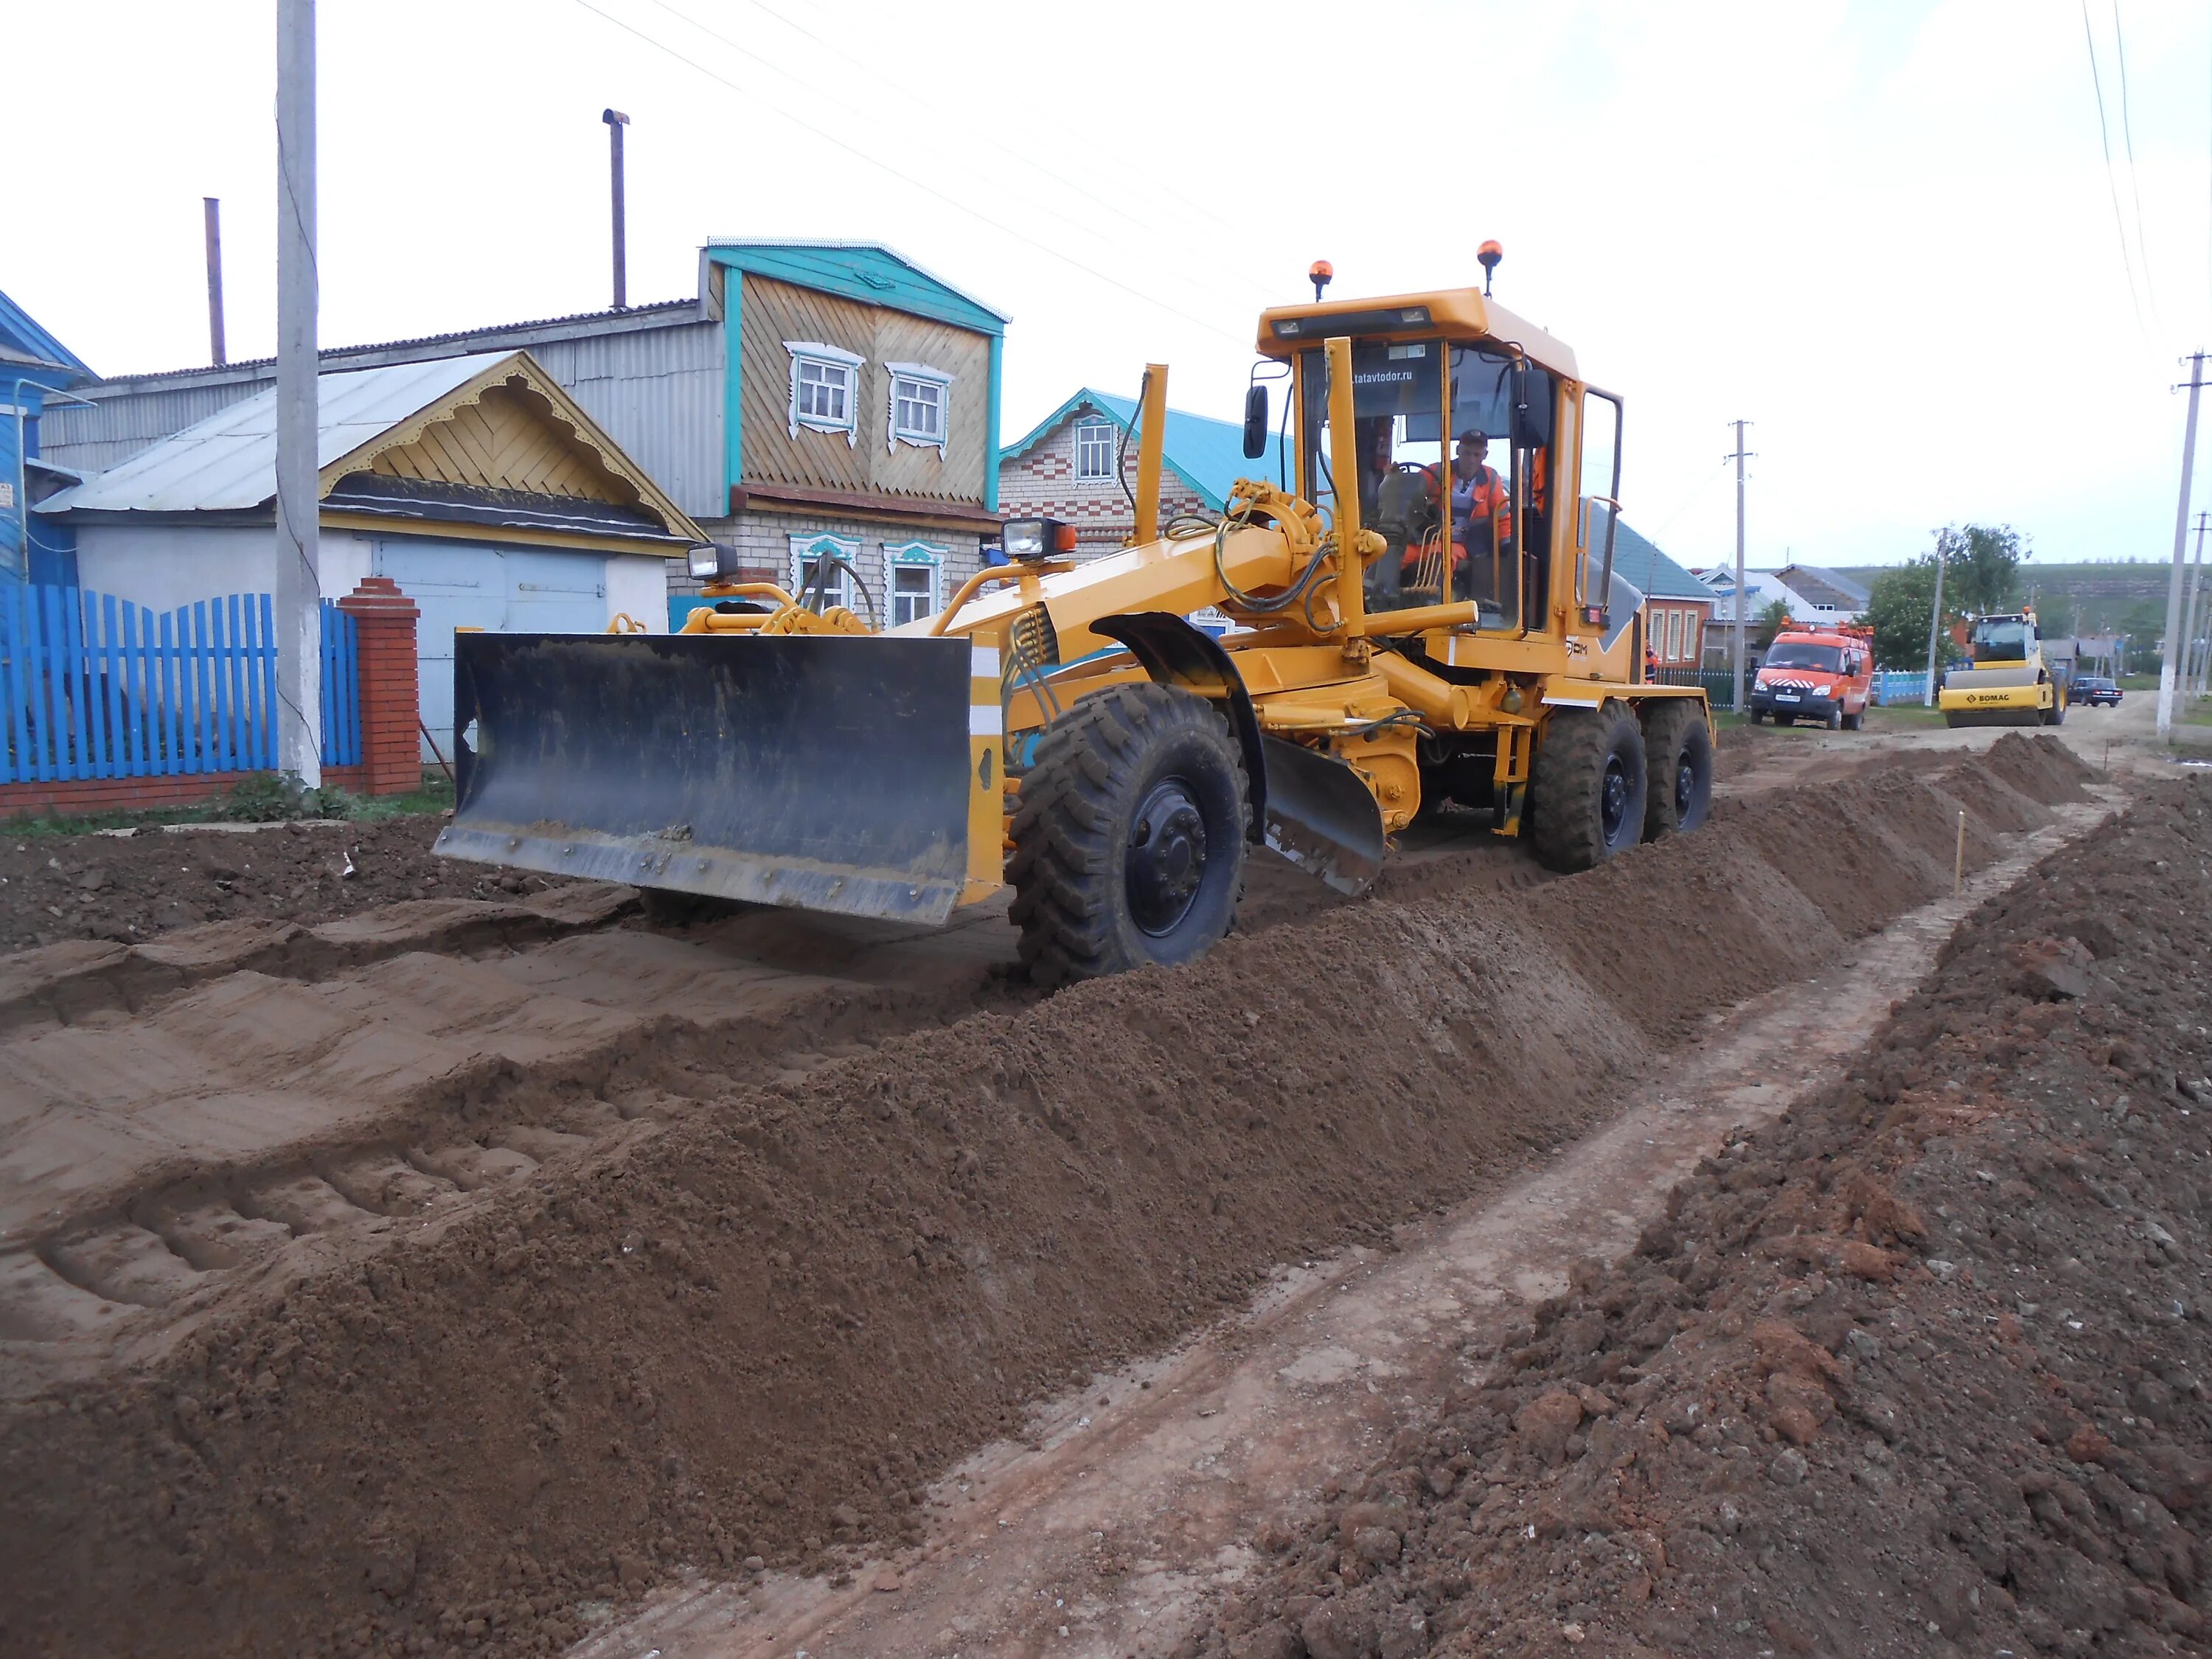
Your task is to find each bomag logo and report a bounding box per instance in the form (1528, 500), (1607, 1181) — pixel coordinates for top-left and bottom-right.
(1965, 691), (2014, 705)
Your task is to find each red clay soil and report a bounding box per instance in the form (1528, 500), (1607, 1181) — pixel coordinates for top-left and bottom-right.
(0, 815), (565, 954)
(1199, 773), (2209, 1659)
(0, 740), (2102, 1659)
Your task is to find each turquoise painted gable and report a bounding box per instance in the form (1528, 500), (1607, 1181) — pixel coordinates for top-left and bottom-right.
(705, 242), (1006, 338)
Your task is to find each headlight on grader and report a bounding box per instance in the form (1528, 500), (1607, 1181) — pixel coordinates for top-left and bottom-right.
(1002, 517), (1077, 562)
(687, 543), (731, 580)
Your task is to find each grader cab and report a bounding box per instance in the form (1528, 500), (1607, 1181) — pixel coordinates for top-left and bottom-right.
(435, 276), (1714, 984)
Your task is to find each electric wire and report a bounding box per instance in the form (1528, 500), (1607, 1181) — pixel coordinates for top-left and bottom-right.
(2082, 0), (2152, 334)
(642, 0), (1281, 310)
(569, 0), (1252, 347)
(2112, 1), (2160, 322)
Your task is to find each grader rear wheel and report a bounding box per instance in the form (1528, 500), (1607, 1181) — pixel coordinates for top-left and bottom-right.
(1528, 703), (1649, 872)
(1640, 701), (1714, 841)
(1009, 683), (1251, 988)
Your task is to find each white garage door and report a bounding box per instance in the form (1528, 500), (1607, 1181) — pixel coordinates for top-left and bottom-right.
(373, 538), (608, 756)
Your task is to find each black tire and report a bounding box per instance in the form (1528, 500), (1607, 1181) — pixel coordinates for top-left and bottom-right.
(1747, 709), (1764, 726)
(1641, 701), (1715, 841)
(2045, 692), (2066, 726)
(1528, 703), (1648, 872)
(1823, 704), (1843, 731)
(1841, 709), (1863, 731)
(1009, 682), (1250, 988)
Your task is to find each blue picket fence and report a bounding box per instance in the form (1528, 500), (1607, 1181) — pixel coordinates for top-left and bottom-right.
(0, 586), (361, 784)
(1871, 670), (1929, 705)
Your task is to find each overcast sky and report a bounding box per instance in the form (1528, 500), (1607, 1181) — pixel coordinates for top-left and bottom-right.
(13, 0), (2212, 571)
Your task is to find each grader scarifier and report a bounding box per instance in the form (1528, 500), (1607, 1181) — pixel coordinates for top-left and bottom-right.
(435, 281), (1715, 984)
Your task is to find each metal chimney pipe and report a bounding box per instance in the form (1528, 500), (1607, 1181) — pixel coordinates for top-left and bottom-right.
(603, 108), (630, 310)
(203, 197), (227, 366)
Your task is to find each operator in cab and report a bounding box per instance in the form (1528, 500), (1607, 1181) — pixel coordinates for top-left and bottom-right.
(1403, 431), (1510, 600)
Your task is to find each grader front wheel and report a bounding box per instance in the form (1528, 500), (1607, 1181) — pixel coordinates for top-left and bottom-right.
(1009, 683), (1251, 988)
(1528, 704), (1649, 872)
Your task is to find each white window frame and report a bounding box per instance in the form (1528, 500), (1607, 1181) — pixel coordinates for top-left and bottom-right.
(1074, 418), (1116, 481)
(883, 540), (946, 627)
(789, 533), (865, 615)
(885, 361), (953, 456)
(1667, 608), (1684, 662)
(784, 341), (865, 446)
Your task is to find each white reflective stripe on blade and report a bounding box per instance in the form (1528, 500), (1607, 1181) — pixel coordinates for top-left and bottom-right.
(970, 647), (1001, 677)
(970, 705), (1004, 736)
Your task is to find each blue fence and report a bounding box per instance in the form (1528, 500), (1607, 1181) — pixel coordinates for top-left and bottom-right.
(0, 586), (361, 784)
(1871, 670), (1929, 705)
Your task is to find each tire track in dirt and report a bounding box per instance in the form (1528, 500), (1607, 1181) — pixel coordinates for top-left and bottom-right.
(0, 738), (2104, 1659)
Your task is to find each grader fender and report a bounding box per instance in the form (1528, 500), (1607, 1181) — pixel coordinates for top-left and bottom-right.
(1090, 613), (1267, 837)
(434, 632), (986, 925)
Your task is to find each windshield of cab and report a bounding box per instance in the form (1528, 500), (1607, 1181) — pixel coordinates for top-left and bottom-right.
(1971, 620), (2032, 662)
(1762, 642), (1843, 672)
(1299, 338), (1553, 632)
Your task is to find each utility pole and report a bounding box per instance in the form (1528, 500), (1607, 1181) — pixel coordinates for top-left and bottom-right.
(2185, 511), (2209, 699)
(603, 108), (630, 310)
(202, 198), (227, 366)
(2160, 353), (2208, 742)
(1727, 420), (1752, 714)
(274, 0), (321, 787)
(1924, 532), (1948, 708)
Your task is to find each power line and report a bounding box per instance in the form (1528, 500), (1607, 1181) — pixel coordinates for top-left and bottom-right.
(2112, 1), (2159, 322)
(2081, 0), (2150, 335)
(568, 0), (1253, 348)
(647, 0), (1276, 304)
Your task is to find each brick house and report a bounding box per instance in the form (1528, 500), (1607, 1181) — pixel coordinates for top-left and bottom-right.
(997, 389), (1295, 555)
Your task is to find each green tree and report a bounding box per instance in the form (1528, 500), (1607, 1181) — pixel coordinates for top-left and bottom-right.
(2032, 590), (2076, 637)
(1753, 597), (1792, 648)
(1933, 524), (2026, 616)
(1865, 557), (1958, 669)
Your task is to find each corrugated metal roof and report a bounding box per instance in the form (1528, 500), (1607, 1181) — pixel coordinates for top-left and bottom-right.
(79, 299), (700, 390)
(1001, 388), (1293, 515)
(0, 288), (94, 383)
(707, 240), (1010, 330)
(38, 352), (512, 514)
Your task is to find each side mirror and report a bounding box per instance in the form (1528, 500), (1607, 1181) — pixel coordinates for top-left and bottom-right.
(1242, 383), (1269, 459)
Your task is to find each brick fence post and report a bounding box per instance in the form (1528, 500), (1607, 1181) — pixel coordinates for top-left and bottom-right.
(336, 576), (421, 796)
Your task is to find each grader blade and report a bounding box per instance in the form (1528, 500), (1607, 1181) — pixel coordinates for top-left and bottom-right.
(434, 632), (987, 925)
(1258, 735), (1385, 897)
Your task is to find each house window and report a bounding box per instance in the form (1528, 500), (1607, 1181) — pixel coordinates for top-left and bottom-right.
(1667, 608), (1684, 661)
(790, 533), (865, 617)
(886, 362), (953, 455)
(883, 540), (946, 627)
(1075, 419), (1116, 481)
(784, 341), (866, 445)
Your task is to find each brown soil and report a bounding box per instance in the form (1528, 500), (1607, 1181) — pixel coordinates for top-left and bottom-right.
(0, 737), (2101, 1659)
(0, 815), (566, 955)
(1197, 769), (2212, 1659)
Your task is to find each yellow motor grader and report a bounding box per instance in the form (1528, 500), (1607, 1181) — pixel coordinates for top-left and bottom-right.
(434, 279), (1714, 984)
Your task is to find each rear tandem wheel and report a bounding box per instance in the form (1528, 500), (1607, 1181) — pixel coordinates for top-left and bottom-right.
(1527, 703), (1649, 872)
(1009, 682), (1251, 988)
(1640, 700), (1714, 841)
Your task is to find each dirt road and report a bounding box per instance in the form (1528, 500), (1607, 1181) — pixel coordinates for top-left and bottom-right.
(0, 734), (2112, 1658)
(573, 787), (2117, 1659)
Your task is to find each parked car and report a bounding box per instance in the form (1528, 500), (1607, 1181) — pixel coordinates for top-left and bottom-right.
(2070, 676), (2123, 707)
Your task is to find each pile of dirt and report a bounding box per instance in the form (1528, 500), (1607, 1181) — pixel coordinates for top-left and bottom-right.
(0, 815), (561, 954)
(1197, 773), (2208, 1659)
(0, 741), (2104, 1658)
(1983, 728), (2098, 803)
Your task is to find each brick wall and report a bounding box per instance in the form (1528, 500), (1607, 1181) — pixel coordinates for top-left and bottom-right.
(998, 407), (1211, 557)
(667, 508), (987, 625)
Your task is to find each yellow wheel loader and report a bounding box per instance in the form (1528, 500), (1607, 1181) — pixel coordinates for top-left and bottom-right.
(1938, 610), (2065, 729)
(434, 280), (1714, 984)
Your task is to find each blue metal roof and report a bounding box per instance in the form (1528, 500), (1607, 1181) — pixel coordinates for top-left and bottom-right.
(1001, 388), (1294, 515)
(1591, 507), (1708, 602)
(0, 288), (94, 384)
(706, 240), (1007, 336)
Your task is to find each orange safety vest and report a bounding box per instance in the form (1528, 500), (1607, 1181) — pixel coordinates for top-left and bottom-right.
(1407, 462), (1510, 571)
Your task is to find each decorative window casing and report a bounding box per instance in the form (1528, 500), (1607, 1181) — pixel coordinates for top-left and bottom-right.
(1074, 418), (1116, 481)
(790, 533), (866, 617)
(884, 540), (946, 627)
(885, 362), (953, 456)
(784, 341), (865, 445)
